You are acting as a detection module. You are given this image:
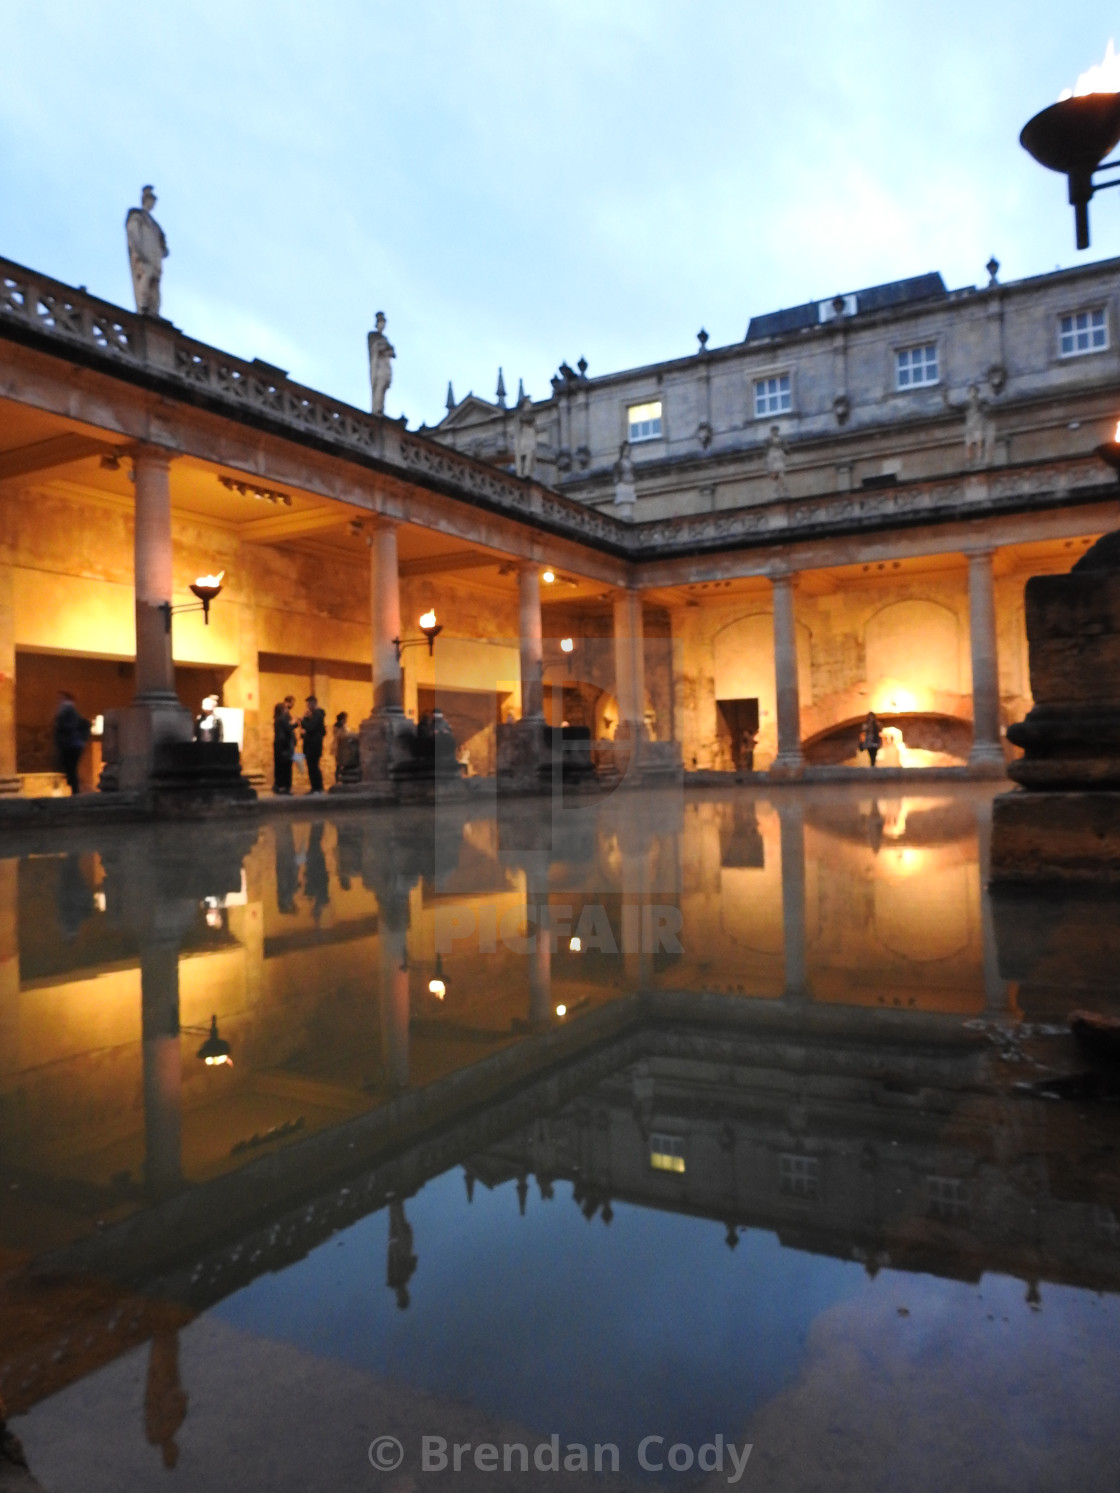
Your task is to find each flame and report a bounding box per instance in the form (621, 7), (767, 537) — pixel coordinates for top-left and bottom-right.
(418, 609), (437, 629)
(1113, 417), (1120, 442)
(569, 935), (582, 951)
(560, 637), (574, 653)
(555, 1003), (567, 1017)
(1059, 38), (1120, 99)
(428, 977), (446, 999)
(204, 1054), (233, 1066)
(194, 570), (225, 589)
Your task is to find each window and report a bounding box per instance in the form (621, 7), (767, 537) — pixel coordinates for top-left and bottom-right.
(896, 344), (939, 389)
(1059, 307), (1108, 357)
(927, 1176), (969, 1222)
(779, 1153), (819, 1198)
(628, 401), (662, 442)
(650, 1133), (685, 1173)
(755, 373), (791, 418)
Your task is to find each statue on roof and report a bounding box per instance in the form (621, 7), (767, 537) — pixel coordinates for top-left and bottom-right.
(368, 311), (395, 416)
(964, 384), (996, 467)
(514, 392), (537, 478)
(125, 186), (168, 317)
(766, 425), (788, 495)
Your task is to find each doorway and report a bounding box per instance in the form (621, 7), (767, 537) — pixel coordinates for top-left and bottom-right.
(717, 697), (760, 770)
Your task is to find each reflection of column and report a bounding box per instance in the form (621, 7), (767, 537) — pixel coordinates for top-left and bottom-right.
(968, 550), (1004, 766)
(378, 896), (410, 1088)
(133, 447), (178, 702)
(519, 566), (544, 721)
(370, 519), (403, 712)
(974, 795), (1010, 1013)
(618, 802), (654, 989)
(612, 590), (646, 738)
(777, 799), (808, 1000)
(525, 859), (552, 1024)
(0, 859), (19, 1078)
(387, 1198), (418, 1309)
(771, 573), (804, 772)
(141, 942), (183, 1199)
(0, 566), (19, 794)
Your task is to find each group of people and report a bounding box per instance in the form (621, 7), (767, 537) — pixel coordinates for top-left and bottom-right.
(272, 697), (353, 794)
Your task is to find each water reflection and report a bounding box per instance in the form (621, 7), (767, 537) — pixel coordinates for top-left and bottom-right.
(1, 786), (1119, 1488)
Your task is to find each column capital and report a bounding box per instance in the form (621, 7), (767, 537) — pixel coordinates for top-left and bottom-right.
(964, 545), (997, 563)
(130, 443), (177, 470)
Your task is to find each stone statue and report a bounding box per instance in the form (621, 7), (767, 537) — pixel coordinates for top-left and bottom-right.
(125, 186), (168, 317)
(613, 441), (636, 519)
(514, 392), (537, 478)
(367, 311), (395, 415)
(766, 425), (788, 494)
(964, 384), (996, 467)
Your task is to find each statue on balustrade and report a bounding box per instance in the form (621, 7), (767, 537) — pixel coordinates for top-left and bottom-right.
(368, 311), (395, 415)
(613, 441), (636, 518)
(125, 186), (168, 317)
(766, 425), (788, 495)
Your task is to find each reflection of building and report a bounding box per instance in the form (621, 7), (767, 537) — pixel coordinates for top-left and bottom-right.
(1, 254), (1118, 791)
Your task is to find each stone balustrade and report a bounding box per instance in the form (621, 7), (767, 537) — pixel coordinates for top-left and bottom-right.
(2, 255), (1115, 565)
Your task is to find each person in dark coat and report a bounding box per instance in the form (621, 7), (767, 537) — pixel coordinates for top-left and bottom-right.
(859, 711), (883, 768)
(52, 690), (90, 794)
(300, 695), (327, 794)
(272, 700), (296, 794)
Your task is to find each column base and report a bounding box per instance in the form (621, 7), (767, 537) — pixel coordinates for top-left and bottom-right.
(968, 741), (1008, 773)
(357, 707), (465, 799)
(0, 776), (21, 798)
(100, 698), (194, 793)
(768, 752), (805, 780)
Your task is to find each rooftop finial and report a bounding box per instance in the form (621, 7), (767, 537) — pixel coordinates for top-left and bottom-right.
(496, 368), (507, 408)
(986, 256), (1000, 287)
(445, 381), (455, 412)
(517, 376), (525, 402)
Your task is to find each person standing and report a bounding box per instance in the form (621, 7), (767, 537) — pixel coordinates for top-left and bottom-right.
(52, 690), (90, 795)
(300, 695), (327, 794)
(272, 700), (296, 794)
(331, 710), (350, 784)
(859, 711), (883, 768)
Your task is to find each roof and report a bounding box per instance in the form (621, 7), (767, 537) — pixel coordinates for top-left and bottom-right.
(745, 272), (948, 342)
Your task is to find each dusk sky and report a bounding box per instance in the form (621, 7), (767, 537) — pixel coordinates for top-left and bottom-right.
(1, 1), (1116, 426)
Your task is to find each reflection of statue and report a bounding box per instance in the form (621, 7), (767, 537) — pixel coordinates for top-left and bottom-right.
(613, 441), (636, 518)
(766, 425), (788, 493)
(964, 384), (996, 467)
(367, 311), (395, 415)
(387, 1198), (418, 1309)
(144, 1331), (188, 1470)
(125, 186), (169, 316)
(514, 393), (537, 478)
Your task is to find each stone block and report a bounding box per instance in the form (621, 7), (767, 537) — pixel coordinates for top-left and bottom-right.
(990, 789), (1120, 880)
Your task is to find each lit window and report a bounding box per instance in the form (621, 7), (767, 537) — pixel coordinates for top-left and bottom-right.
(896, 344), (939, 389)
(628, 401), (662, 442)
(779, 1153), (819, 1198)
(650, 1133), (685, 1173)
(755, 374), (791, 417)
(1059, 307), (1108, 357)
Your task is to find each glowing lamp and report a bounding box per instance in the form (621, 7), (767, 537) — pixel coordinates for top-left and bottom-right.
(569, 935), (582, 952)
(427, 952), (447, 999)
(196, 1014), (233, 1066)
(542, 570), (556, 584)
(560, 637), (574, 653)
(162, 570), (226, 632)
(555, 1003), (567, 1017)
(1096, 419), (1120, 473)
(1020, 41), (1120, 249)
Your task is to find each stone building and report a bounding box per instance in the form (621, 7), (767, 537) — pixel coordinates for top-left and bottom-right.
(0, 249), (1118, 791)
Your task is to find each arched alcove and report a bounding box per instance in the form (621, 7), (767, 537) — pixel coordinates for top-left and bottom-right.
(864, 599), (962, 712)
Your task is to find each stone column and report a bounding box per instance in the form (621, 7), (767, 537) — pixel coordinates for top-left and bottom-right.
(967, 549), (1004, 767)
(0, 860), (19, 1080)
(777, 798), (809, 1001)
(133, 447), (177, 702)
(974, 796), (1009, 1013)
(0, 566), (20, 794)
(224, 601), (261, 778)
(370, 520), (403, 713)
(770, 573), (804, 774)
(612, 589), (646, 737)
(113, 448), (193, 790)
(519, 566), (544, 721)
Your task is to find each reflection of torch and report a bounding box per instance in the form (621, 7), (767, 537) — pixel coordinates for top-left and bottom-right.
(1021, 40), (1120, 248)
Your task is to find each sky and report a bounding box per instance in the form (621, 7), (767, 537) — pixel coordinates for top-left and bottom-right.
(0, 1), (1117, 428)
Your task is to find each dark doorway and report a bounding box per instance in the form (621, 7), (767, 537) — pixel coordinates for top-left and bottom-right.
(418, 686), (501, 776)
(717, 697), (760, 770)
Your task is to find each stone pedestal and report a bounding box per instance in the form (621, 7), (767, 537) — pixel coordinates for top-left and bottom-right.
(356, 706), (465, 801)
(993, 534), (1120, 879)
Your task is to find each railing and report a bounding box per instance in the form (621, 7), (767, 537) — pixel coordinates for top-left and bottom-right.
(1, 255), (1114, 563)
